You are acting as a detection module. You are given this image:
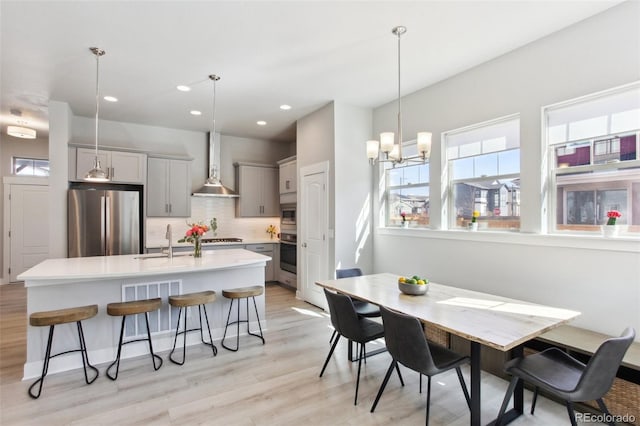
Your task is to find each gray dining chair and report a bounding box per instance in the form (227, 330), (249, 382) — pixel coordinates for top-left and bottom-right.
(330, 268), (381, 346)
(320, 288), (403, 405)
(371, 306), (471, 425)
(495, 327), (635, 426)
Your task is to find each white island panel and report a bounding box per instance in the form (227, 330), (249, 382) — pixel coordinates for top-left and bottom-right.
(19, 249), (269, 379)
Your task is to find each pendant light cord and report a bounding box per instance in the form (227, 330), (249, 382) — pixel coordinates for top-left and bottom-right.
(95, 50), (100, 157)
(397, 28), (403, 160)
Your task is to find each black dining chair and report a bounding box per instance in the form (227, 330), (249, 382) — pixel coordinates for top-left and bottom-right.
(330, 268), (381, 347)
(371, 306), (471, 425)
(320, 288), (403, 405)
(495, 327), (635, 426)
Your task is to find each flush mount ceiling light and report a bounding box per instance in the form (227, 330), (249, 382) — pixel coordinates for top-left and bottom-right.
(366, 26), (431, 166)
(7, 125), (36, 139)
(84, 47), (109, 182)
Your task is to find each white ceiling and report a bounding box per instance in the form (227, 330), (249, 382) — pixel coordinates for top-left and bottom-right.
(0, 1), (623, 143)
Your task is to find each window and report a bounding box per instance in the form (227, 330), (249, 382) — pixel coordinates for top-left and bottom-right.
(445, 115), (521, 230)
(545, 83), (640, 235)
(12, 157), (49, 176)
(385, 142), (430, 228)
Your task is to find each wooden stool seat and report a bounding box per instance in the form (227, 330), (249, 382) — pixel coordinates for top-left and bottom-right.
(30, 305), (98, 327)
(169, 290), (216, 308)
(221, 285), (265, 351)
(169, 291), (217, 365)
(28, 304), (99, 398)
(222, 286), (263, 299)
(106, 297), (163, 380)
(107, 298), (161, 317)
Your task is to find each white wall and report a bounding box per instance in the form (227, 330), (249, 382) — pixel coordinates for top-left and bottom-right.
(372, 2), (640, 337)
(297, 102), (335, 280)
(334, 102), (374, 274)
(72, 115), (207, 191)
(219, 134), (293, 192)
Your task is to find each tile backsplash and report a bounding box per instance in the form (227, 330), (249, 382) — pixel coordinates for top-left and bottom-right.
(146, 197), (280, 246)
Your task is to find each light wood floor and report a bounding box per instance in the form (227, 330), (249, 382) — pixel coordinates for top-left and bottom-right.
(1, 283), (576, 425)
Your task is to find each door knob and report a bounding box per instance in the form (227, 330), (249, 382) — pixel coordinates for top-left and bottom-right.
(302, 242), (307, 248)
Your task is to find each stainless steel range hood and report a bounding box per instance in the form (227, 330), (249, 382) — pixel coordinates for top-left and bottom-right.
(192, 132), (238, 198)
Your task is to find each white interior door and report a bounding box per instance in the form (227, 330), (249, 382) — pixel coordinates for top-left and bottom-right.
(300, 162), (329, 310)
(9, 184), (49, 282)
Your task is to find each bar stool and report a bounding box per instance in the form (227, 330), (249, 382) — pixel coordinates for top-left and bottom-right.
(168, 290), (218, 365)
(221, 286), (265, 351)
(106, 298), (163, 380)
(28, 304), (99, 399)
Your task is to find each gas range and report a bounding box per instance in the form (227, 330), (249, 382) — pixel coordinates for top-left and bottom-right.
(201, 237), (243, 243)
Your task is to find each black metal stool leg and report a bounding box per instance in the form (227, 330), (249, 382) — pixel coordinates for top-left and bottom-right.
(247, 296), (265, 344)
(199, 304), (218, 356)
(28, 325), (55, 399)
(144, 312), (162, 371)
(221, 299), (239, 351)
(170, 307), (188, 365)
(76, 321), (99, 384)
(106, 316), (127, 380)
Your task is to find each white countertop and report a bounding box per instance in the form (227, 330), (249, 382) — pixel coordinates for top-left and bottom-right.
(145, 238), (280, 250)
(17, 249), (271, 286)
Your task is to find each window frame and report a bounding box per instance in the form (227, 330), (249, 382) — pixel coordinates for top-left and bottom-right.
(544, 82), (640, 235)
(12, 157), (50, 177)
(383, 140), (431, 229)
(443, 113), (521, 231)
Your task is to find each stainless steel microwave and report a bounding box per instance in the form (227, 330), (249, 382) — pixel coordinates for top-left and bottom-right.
(281, 207), (296, 225)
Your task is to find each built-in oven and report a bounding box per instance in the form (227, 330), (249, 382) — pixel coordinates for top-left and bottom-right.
(281, 206), (296, 226)
(279, 232), (297, 274)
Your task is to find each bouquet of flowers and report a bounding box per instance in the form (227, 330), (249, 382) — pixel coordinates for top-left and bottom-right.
(266, 224), (277, 238)
(178, 222), (209, 244)
(401, 212), (407, 223)
(471, 211), (480, 223)
(606, 210), (621, 226)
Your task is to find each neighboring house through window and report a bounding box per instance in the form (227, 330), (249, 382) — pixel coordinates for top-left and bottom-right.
(444, 115), (521, 230)
(385, 142), (430, 228)
(13, 157), (50, 176)
(544, 83), (640, 235)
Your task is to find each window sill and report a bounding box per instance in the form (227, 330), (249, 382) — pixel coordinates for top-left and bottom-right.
(377, 227), (640, 253)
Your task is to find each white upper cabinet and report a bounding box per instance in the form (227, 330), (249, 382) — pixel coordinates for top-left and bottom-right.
(279, 159), (297, 194)
(235, 163), (279, 217)
(146, 157), (191, 217)
(75, 148), (146, 184)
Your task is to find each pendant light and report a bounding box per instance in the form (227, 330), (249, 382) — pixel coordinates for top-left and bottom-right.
(366, 26), (432, 166)
(84, 47), (109, 182)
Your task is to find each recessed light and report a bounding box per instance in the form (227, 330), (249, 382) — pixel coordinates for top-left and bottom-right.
(177, 85), (191, 92)
(104, 96), (118, 102)
(257, 120), (267, 126)
(280, 104), (291, 110)
(190, 110), (202, 116)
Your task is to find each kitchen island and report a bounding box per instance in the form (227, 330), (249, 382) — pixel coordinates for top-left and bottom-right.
(17, 249), (270, 379)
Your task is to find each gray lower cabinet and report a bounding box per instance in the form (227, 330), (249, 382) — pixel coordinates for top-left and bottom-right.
(244, 244), (275, 281)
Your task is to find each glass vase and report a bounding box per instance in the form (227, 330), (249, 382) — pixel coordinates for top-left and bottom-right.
(193, 238), (202, 258)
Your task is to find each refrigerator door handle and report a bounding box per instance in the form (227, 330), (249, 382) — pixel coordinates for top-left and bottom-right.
(100, 196), (106, 255)
(105, 196), (111, 255)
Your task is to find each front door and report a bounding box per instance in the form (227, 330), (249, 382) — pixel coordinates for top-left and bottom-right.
(9, 183), (49, 282)
(300, 162), (329, 310)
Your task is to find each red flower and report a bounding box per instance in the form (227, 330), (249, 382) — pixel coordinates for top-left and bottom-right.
(607, 210), (621, 219)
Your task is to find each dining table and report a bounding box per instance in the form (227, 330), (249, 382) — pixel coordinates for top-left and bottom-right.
(316, 273), (581, 426)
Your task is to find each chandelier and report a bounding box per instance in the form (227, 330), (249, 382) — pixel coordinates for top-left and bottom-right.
(367, 26), (432, 166)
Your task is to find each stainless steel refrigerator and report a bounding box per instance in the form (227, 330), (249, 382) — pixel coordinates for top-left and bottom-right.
(68, 185), (142, 257)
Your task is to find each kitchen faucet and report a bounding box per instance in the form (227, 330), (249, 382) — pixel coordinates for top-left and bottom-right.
(165, 224), (173, 258)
